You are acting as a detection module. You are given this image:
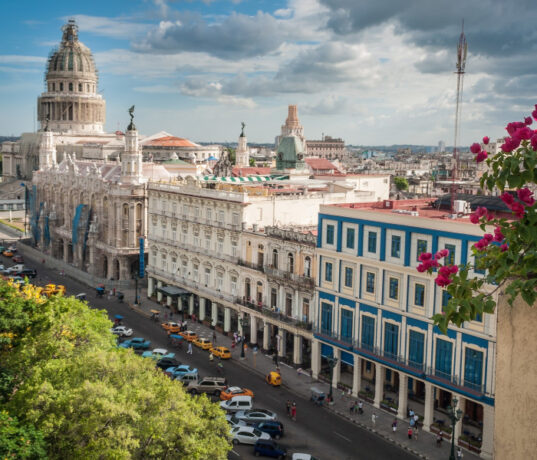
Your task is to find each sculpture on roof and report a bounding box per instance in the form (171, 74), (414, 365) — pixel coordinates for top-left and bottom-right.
(127, 105), (136, 131)
(213, 149), (233, 177)
(240, 122), (246, 137)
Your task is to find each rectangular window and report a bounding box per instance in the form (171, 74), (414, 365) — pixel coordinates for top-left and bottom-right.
(474, 253), (486, 275)
(388, 277), (399, 300)
(325, 262), (333, 282)
(207, 208), (212, 220)
(391, 235), (401, 258)
(326, 224), (335, 245)
(408, 330), (425, 369)
(361, 316), (375, 351)
(366, 272), (375, 294)
(414, 283), (425, 307)
(445, 244), (456, 265)
(464, 348), (484, 391)
(346, 227), (355, 249)
(435, 339), (453, 380)
(321, 302), (333, 335)
(340, 309), (353, 343)
(417, 239), (428, 261)
(441, 290), (451, 308)
(344, 267), (353, 288)
(384, 323), (399, 359)
(368, 231), (377, 253)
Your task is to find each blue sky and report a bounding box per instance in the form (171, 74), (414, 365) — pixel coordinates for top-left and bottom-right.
(1, 0), (536, 145)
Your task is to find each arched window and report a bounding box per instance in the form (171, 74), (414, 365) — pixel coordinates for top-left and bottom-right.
(305, 256), (311, 277)
(78, 83), (82, 91)
(257, 244), (264, 268)
(272, 249), (278, 269)
(69, 82), (73, 92)
(288, 253), (294, 273)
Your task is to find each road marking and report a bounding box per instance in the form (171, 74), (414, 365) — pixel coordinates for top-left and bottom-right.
(334, 431), (351, 442)
(230, 449), (240, 457)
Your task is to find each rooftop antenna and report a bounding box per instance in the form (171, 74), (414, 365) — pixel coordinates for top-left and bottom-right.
(450, 20), (467, 216)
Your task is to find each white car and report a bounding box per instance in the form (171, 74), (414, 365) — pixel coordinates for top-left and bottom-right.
(234, 409), (277, 423)
(226, 414), (247, 428)
(292, 455), (319, 460)
(110, 326), (133, 337)
(230, 426), (270, 445)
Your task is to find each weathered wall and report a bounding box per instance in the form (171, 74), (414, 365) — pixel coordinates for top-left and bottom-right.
(494, 294), (537, 458)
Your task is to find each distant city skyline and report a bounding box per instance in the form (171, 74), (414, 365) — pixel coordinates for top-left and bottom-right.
(1, 0), (535, 145)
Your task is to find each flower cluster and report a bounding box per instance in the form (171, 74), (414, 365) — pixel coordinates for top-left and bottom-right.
(416, 250), (458, 287)
(500, 192), (526, 219)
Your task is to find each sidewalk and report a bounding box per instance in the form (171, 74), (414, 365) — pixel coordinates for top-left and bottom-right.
(127, 289), (479, 460)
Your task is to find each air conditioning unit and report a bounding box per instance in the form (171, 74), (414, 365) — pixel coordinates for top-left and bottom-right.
(384, 200), (394, 209)
(454, 200), (467, 214)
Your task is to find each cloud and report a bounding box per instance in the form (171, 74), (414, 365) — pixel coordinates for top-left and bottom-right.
(135, 12), (286, 59)
(66, 14), (149, 39)
(301, 95), (354, 115)
(0, 55), (47, 64)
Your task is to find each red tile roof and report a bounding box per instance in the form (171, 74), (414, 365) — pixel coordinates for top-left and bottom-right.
(232, 167), (271, 176)
(146, 136), (198, 147)
(305, 158), (339, 170)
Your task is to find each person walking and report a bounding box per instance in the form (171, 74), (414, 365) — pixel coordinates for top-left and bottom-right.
(413, 426), (419, 441)
(187, 342), (193, 354)
(413, 414), (419, 430)
(358, 401), (364, 414)
(212, 331), (217, 345)
(456, 447), (463, 459)
(392, 419), (398, 433)
(290, 403), (297, 421)
(371, 413), (377, 426)
(209, 352), (214, 363)
(286, 400), (291, 417)
(407, 427), (413, 440)
(436, 432), (443, 447)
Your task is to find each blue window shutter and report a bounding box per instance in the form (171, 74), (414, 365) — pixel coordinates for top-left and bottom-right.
(321, 303), (333, 334)
(340, 309), (353, 341)
(435, 339), (453, 379)
(361, 316), (375, 351)
(464, 348), (483, 390)
(383, 323), (399, 359)
(408, 330), (425, 369)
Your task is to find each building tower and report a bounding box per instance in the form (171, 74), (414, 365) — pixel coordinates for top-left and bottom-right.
(236, 122), (249, 167)
(37, 19), (106, 134)
(38, 123), (57, 170)
(275, 105), (306, 149)
(120, 107), (144, 185)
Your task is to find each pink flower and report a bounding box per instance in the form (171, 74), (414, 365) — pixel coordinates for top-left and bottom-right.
(500, 192), (515, 206)
(501, 137), (521, 153)
(531, 134), (537, 151)
(474, 239), (488, 251)
(514, 126), (533, 140)
(435, 275), (452, 287)
(449, 265), (459, 275)
(500, 243), (508, 252)
(494, 226), (504, 242)
(417, 264), (427, 273)
(525, 116), (533, 126)
(476, 151), (488, 163)
(418, 252), (432, 262)
(435, 249), (449, 259)
(482, 136), (490, 145)
(511, 202), (525, 219)
(470, 142), (481, 154)
(507, 122), (525, 135)
(483, 234), (494, 243)
(438, 265), (452, 277)
(517, 187), (535, 206)
(533, 109), (537, 121)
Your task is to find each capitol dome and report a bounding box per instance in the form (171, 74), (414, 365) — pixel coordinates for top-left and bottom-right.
(37, 19), (106, 134)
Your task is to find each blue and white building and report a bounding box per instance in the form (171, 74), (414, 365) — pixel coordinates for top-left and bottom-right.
(312, 200), (495, 459)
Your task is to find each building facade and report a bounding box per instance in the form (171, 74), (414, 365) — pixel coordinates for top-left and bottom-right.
(275, 105), (306, 149)
(306, 136), (346, 160)
(312, 200), (495, 459)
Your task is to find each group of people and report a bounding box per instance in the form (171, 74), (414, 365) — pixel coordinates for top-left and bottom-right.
(349, 400), (364, 415)
(285, 400), (297, 421)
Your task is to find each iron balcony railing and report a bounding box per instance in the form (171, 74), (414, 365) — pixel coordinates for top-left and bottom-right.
(264, 266), (315, 288)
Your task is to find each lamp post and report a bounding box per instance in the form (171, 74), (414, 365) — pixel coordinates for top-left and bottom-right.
(447, 397), (463, 460)
(20, 183), (28, 238)
(238, 316), (248, 359)
(326, 356), (338, 402)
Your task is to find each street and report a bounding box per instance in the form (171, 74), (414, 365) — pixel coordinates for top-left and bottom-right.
(11, 254), (419, 460)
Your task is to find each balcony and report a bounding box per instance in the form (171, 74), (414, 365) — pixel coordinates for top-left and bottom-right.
(265, 266), (315, 289)
(235, 297), (313, 331)
(238, 259), (264, 272)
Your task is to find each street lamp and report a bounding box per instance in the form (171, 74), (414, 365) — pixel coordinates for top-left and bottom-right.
(238, 316), (248, 359)
(447, 397), (463, 460)
(20, 183), (28, 238)
(326, 356), (338, 402)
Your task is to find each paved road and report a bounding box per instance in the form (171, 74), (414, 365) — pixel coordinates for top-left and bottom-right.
(14, 255), (419, 460)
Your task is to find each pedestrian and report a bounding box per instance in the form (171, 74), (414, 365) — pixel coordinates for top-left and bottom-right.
(209, 352), (214, 363)
(273, 353), (278, 366)
(217, 361), (224, 375)
(409, 417), (415, 428)
(436, 432), (443, 447)
(392, 419), (398, 433)
(413, 414), (419, 430)
(409, 408), (414, 419)
(286, 400), (291, 417)
(233, 332), (238, 343)
(349, 402), (355, 415)
(371, 413), (377, 426)
(407, 427), (413, 440)
(358, 401), (364, 414)
(456, 447), (463, 459)
(231, 340), (236, 349)
(187, 342), (193, 354)
(213, 331), (217, 345)
(113, 287), (116, 296)
(290, 403), (297, 421)
(413, 426), (419, 441)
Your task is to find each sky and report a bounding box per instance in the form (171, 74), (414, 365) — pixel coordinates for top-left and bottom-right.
(1, 0), (536, 145)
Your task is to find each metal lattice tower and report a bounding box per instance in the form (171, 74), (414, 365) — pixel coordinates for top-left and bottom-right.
(450, 21), (468, 215)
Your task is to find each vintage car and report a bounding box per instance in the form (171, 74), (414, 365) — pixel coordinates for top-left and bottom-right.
(119, 337), (151, 350)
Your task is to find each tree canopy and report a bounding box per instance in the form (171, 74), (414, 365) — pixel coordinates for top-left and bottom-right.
(393, 176), (409, 191)
(0, 281), (231, 459)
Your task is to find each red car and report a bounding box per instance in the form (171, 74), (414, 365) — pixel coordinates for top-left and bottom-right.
(12, 255), (24, 264)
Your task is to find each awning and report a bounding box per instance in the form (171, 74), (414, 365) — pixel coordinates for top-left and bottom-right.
(150, 309), (160, 314)
(169, 334), (183, 340)
(156, 286), (190, 297)
(114, 314), (124, 320)
(201, 175), (271, 183)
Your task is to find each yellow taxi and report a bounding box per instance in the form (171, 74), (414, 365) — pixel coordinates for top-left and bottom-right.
(266, 371), (282, 386)
(161, 322), (181, 333)
(43, 284), (66, 297)
(179, 330), (198, 342)
(193, 337), (212, 350)
(2, 250), (14, 257)
(219, 386), (254, 401)
(210, 346), (231, 360)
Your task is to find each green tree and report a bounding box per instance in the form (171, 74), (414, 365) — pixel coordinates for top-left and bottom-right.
(0, 411), (46, 459)
(393, 176), (408, 191)
(226, 147), (236, 165)
(249, 157), (256, 167)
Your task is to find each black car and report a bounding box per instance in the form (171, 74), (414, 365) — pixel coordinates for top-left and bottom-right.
(14, 269), (37, 278)
(254, 421), (284, 440)
(156, 357), (181, 370)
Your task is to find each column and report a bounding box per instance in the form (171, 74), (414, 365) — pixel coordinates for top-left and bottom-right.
(397, 373), (409, 419)
(293, 334), (303, 365)
(211, 302), (218, 327)
(480, 403), (494, 460)
(147, 277), (155, 297)
(311, 339), (321, 380)
(156, 281), (163, 302)
(332, 348), (341, 389)
(352, 355), (362, 397)
(188, 295), (194, 316)
(277, 329), (287, 357)
(167, 296), (172, 307)
(199, 298), (206, 321)
(63, 240), (69, 262)
(224, 307), (231, 333)
(263, 322), (270, 350)
(423, 382), (434, 432)
(250, 316), (258, 345)
(374, 362), (384, 408)
(454, 396), (465, 443)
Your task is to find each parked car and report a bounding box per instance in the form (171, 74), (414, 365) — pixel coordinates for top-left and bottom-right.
(253, 439), (287, 458)
(8, 245), (17, 252)
(2, 250), (14, 257)
(156, 357), (180, 370)
(234, 409), (277, 424)
(110, 326), (133, 337)
(187, 377), (227, 396)
(291, 455), (318, 460)
(142, 348), (175, 360)
(119, 337), (151, 350)
(179, 330), (198, 342)
(254, 421), (284, 440)
(193, 337), (212, 350)
(161, 322), (181, 333)
(6, 264), (24, 274)
(219, 396), (253, 413)
(12, 255), (24, 264)
(165, 364), (197, 378)
(230, 426), (270, 446)
(13, 268), (37, 278)
(210, 346), (231, 359)
(174, 372), (198, 385)
(226, 414), (247, 428)
(220, 386), (254, 401)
